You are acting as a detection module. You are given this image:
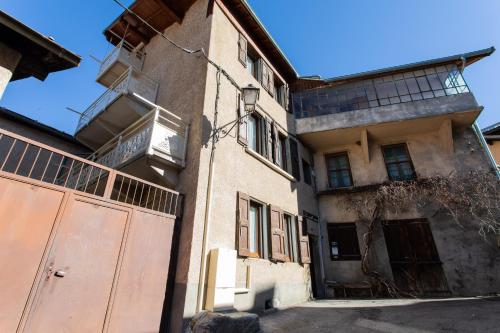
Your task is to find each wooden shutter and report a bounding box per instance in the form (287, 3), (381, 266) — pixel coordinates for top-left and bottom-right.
(238, 33), (247, 67)
(266, 118), (273, 161)
(284, 84), (290, 111)
(273, 122), (279, 165)
(297, 216), (311, 264)
(268, 68), (275, 97)
(269, 205), (286, 262)
(257, 59), (265, 86)
(237, 192), (250, 257)
(237, 95), (247, 146)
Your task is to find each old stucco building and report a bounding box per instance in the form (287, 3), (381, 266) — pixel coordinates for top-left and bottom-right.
(1, 1), (499, 332)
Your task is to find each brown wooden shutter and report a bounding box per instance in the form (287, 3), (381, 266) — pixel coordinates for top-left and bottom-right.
(257, 59), (265, 87)
(266, 117), (273, 161)
(269, 205), (285, 261)
(273, 122), (279, 165)
(297, 216), (311, 264)
(268, 68), (275, 97)
(284, 84), (290, 111)
(238, 33), (247, 67)
(237, 95), (248, 146)
(237, 192), (250, 257)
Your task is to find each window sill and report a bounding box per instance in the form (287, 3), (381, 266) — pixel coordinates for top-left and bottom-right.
(245, 148), (296, 182)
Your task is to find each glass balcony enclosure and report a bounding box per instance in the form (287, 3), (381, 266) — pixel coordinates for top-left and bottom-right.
(293, 65), (470, 119)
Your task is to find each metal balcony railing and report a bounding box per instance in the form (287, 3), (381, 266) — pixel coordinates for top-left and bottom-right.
(76, 68), (159, 132)
(293, 64), (471, 119)
(98, 40), (145, 78)
(89, 106), (189, 170)
(0, 128), (181, 216)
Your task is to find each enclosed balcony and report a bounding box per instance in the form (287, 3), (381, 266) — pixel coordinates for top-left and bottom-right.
(75, 68), (159, 150)
(89, 107), (189, 187)
(97, 40), (145, 88)
(294, 64), (483, 150)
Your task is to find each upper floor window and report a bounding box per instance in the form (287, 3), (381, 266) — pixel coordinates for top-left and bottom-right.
(247, 49), (259, 81)
(382, 144), (416, 181)
(276, 133), (287, 170)
(302, 159), (312, 186)
(326, 152), (353, 189)
(248, 201), (263, 258)
(247, 113), (263, 154)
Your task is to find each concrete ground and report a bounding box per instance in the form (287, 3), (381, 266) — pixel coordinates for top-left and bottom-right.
(260, 297), (500, 333)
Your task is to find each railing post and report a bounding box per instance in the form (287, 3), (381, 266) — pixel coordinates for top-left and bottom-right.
(103, 170), (117, 199)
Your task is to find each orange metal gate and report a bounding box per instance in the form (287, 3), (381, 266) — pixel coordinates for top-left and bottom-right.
(0, 129), (180, 332)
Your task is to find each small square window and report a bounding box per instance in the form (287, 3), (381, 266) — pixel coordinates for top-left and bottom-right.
(327, 223), (361, 261)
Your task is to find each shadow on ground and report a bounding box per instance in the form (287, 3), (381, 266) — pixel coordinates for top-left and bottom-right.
(260, 297), (500, 333)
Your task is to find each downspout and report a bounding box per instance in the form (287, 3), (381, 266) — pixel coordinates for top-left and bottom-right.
(473, 122), (500, 179)
(196, 69), (222, 313)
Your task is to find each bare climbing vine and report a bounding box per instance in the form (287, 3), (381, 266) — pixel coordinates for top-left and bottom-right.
(345, 170), (500, 297)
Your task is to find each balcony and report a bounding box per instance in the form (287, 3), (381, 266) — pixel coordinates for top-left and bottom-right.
(75, 68), (159, 150)
(294, 65), (482, 150)
(97, 41), (145, 88)
(88, 107), (189, 186)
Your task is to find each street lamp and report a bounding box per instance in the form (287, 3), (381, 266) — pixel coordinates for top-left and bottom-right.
(241, 84), (260, 112)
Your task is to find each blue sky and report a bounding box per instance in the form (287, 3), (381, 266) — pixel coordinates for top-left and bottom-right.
(1, 0), (499, 134)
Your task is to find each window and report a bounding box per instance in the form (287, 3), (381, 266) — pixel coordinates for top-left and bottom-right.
(327, 223), (361, 261)
(326, 152), (353, 189)
(382, 144), (416, 181)
(276, 133), (287, 170)
(246, 49), (259, 81)
(302, 159), (312, 185)
(248, 202), (262, 257)
(247, 113), (262, 153)
(284, 214), (299, 262)
(289, 139), (301, 180)
(273, 79), (286, 106)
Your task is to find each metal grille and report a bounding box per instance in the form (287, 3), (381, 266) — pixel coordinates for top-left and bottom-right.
(0, 129), (181, 216)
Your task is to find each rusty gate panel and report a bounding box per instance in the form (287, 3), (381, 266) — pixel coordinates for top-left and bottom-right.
(0, 178), (65, 333)
(107, 209), (175, 333)
(23, 195), (130, 333)
(0, 128), (180, 332)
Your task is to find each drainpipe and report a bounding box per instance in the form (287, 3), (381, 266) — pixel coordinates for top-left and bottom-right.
(473, 122), (500, 179)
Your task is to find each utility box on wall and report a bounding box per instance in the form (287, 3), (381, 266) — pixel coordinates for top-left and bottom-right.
(205, 248), (237, 311)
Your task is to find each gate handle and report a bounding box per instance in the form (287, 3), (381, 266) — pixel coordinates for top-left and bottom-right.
(54, 271), (66, 278)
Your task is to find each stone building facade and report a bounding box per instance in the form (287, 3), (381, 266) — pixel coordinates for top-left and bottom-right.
(70, 0), (499, 331)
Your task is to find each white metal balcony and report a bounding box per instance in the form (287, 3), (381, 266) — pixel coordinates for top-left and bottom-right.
(89, 107), (189, 178)
(97, 40), (145, 88)
(75, 68), (159, 150)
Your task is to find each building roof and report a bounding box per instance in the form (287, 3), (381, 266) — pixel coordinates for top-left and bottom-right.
(482, 122), (500, 136)
(104, 0), (298, 81)
(0, 10), (81, 81)
(0, 107), (86, 147)
(324, 47), (495, 84)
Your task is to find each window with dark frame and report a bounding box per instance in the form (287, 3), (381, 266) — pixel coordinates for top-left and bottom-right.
(302, 159), (312, 185)
(277, 133), (287, 170)
(326, 152), (353, 189)
(382, 144), (416, 181)
(289, 139), (301, 180)
(327, 223), (361, 261)
(274, 79), (285, 108)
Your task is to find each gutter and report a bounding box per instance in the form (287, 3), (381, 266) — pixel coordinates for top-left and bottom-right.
(473, 122), (500, 179)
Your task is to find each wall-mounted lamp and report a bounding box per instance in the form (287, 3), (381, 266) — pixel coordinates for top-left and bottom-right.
(241, 84), (260, 112)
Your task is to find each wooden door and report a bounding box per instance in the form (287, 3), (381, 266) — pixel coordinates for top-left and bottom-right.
(0, 178), (64, 332)
(383, 219), (449, 295)
(23, 195), (130, 333)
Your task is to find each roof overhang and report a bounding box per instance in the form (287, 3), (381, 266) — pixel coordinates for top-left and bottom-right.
(0, 10), (81, 81)
(104, 0), (197, 47)
(325, 47), (496, 85)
